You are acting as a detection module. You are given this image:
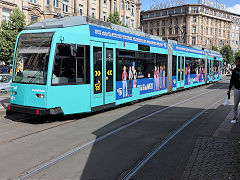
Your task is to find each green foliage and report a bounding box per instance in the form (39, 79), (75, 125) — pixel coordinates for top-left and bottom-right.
(107, 11), (122, 26)
(220, 45), (234, 64)
(0, 8), (26, 63)
(211, 46), (219, 51)
(235, 51), (240, 59)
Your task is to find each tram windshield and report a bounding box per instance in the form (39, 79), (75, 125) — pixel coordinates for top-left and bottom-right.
(13, 32), (54, 85)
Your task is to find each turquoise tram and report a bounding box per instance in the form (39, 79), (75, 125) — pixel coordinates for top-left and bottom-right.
(8, 16), (223, 115)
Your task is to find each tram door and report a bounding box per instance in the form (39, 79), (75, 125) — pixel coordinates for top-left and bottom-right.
(90, 41), (115, 108)
(209, 59), (213, 82)
(177, 55), (185, 88)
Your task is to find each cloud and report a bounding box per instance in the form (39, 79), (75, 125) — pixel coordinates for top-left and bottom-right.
(227, 4), (240, 14)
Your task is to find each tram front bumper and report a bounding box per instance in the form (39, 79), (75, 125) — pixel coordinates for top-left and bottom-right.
(8, 104), (63, 115)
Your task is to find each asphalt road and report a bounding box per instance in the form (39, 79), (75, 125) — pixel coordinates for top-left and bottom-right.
(0, 77), (233, 179)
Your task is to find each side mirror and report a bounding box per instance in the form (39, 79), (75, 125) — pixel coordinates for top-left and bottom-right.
(70, 45), (77, 57)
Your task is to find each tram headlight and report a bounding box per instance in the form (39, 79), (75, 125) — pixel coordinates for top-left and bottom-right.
(36, 94), (44, 98)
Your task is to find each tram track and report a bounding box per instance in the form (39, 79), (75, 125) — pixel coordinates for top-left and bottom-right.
(16, 82), (229, 180)
(120, 96), (226, 180)
(0, 80), (228, 147)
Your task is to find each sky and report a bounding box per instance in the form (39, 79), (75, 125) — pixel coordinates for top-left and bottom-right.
(141, 0), (240, 14)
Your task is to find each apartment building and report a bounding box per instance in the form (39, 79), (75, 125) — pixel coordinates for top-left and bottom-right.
(0, 0), (141, 29)
(142, 4), (240, 51)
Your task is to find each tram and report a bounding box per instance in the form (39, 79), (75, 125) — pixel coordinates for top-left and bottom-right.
(8, 16), (223, 115)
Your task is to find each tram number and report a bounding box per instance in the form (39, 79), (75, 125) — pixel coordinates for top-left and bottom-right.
(95, 70), (101, 77)
(107, 70), (112, 76)
(95, 80), (101, 91)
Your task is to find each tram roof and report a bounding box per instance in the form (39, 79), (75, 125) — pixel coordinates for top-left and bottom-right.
(26, 16), (163, 42)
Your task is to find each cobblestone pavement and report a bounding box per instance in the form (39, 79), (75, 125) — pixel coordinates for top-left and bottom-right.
(182, 136), (240, 179)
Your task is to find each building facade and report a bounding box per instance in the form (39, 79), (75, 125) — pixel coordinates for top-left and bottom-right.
(142, 4), (240, 51)
(231, 15), (240, 53)
(0, 0), (141, 29)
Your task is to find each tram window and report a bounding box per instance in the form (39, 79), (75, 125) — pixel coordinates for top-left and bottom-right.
(52, 44), (89, 85)
(172, 56), (177, 76)
(93, 47), (102, 94)
(156, 54), (168, 78)
(117, 49), (168, 82)
(106, 48), (113, 92)
(76, 46), (84, 84)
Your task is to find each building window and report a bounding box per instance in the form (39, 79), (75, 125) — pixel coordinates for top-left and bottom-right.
(175, 8), (181, 14)
(31, 15), (38, 22)
(92, 8), (95, 17)
(46, 0), (49, 5)
(162, 20), (165, 26)
(193, 16), (197, 23)
(169, 28), (172, 35)
(30, 0), (36, 3)
(103, 12), (106, 21)
(79, 4), (83, 16)
(126, 16), (129, 26)
(192, 37), (196, 45)
(156, 12), (160, 17)
(192, 25), (196, 33)
(175, 27), (178, 35)
(201, 26), (203, 34)
(121, 16), (123, 24)
(114, 0), (117, 11)
(169, 10), (174, 15)
(126, 1), (130, 10)
(162, 11), (167, 16)
(131, 5), (134, 16)
(63, 0), (68, 12)
(121, 0), (124, 9)
(206, 27), (208, 35)
(191, 7), (198, 13)
(54, 0), (59, 7)
(162, 28), (165, 36)
(131, 19), (134, 28)
(175, 18), (178, 24)
(2, 8), (11, 21)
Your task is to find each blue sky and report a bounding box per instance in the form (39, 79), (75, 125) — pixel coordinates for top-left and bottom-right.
(141, 0), (240, 14)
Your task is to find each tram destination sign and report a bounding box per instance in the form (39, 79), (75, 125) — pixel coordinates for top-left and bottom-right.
(173, 44), (205, 55)
(150, 0), (186, 10)
(198, 0), (226, 10)
(89, 25), (168, 49)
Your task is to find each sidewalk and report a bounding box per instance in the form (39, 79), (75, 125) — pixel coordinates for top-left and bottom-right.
(0, 94), (10, 116)
(182, 100), (240, 179)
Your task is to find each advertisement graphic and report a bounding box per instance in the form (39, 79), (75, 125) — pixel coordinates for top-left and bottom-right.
(116, 77), (168, 100)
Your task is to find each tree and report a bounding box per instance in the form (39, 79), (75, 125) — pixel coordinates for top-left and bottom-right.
(211, 45), (219, 51)
(0, 8), (26, 64)
(235, 51), (240, 59)
(107, 11), (123, 26)
(220, 45), (234, 64)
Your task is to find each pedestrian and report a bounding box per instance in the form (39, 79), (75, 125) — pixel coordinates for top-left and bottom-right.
(228, 56), (240, 123)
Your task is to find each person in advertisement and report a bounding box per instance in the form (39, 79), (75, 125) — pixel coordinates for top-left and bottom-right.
(185, 66), (188, 85)
(160, 66), (163, 89)
(154, 66), (157, 90)
(122, 66), (128, 98)
(128, 66), (133, 96)
(188, 66), (190, 85)
(157, 67), (159, 90)
(163, 65), (166, 89)
(228, 57), (240, 123)
(132, 62), (137, 88)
